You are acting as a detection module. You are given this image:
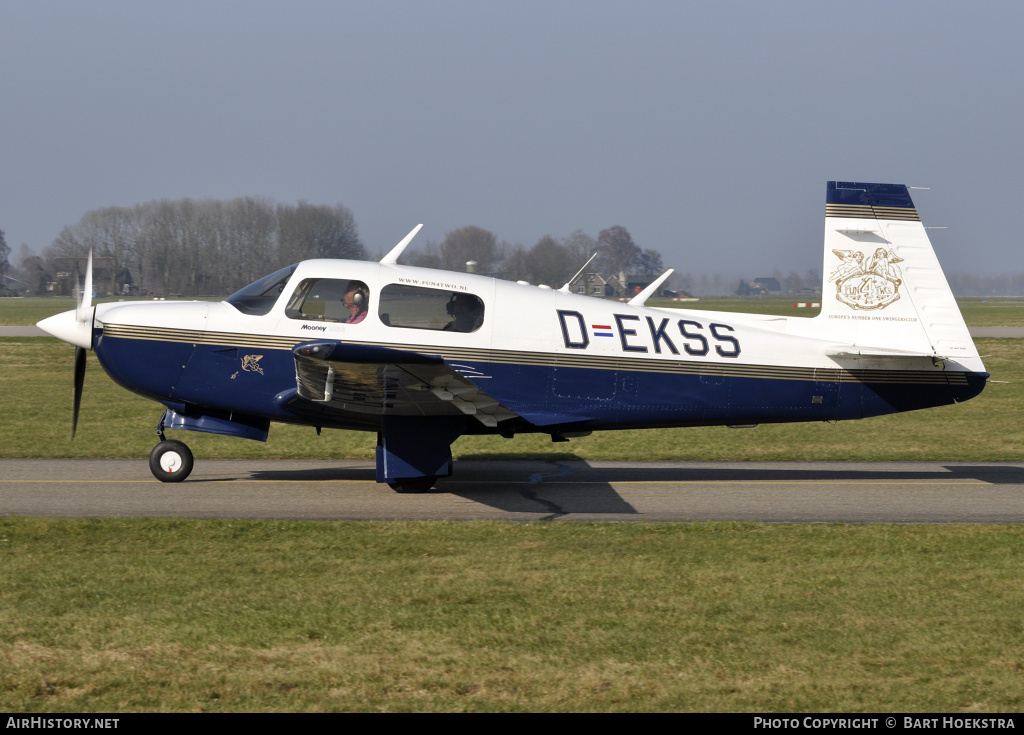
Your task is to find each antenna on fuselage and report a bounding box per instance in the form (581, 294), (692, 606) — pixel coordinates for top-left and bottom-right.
(559, 252), (598, 293)
(628, 269), (675, 307)
(380, 224), (424, 265)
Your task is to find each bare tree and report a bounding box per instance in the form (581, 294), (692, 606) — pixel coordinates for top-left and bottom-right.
(440, 226), (498, 273)
(633, 248), (664, 275)
(404, 239), (443, 269)
(500, 244), (531, 282)
(595, 225), (646, 286)
(524, 235), (576, 286)
(46, 196), (369, 296)
(277, 202), (365, 264)
(561, 230), (595, 262)
(225, 197), (276, 287)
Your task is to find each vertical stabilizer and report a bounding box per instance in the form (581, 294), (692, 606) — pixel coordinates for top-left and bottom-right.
(817, 181), (978, 362)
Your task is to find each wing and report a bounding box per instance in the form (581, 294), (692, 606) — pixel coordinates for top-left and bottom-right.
(286, 340), (519, 428)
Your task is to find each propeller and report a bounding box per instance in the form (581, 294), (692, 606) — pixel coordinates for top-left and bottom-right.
(71, 248), (93, 439)
(36, 247), (98, 438)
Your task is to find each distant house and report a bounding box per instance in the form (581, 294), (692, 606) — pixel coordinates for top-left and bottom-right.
(569, 272), (652, 298)
(752, 277), (782, 294)
(626, 274), (660, 296)
(569, 272), (616, 297)
(568, 271), (693, 300)
(53, 256), (135, 296)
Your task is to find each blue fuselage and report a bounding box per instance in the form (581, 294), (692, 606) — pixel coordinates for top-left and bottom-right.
(94, 326), (987, 437)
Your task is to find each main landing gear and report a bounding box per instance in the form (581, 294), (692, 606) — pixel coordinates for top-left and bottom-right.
(388, 476), (438, 494)
(150, 415), (194, 482)
(376, 416), (463, 495)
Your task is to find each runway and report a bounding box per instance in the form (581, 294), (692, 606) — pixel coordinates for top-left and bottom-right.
(2, 458), (1023, 522)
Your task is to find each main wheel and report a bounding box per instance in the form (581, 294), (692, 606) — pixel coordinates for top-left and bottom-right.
(388, 476), (437, 494)
(149, 440), (194, 483)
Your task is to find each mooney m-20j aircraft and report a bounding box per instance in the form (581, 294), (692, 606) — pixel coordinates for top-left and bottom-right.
(39, 182), (987, 492)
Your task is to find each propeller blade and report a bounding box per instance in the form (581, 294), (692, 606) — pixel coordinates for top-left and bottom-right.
(76, 247), (93, 323)
(72, 346), (86, 439)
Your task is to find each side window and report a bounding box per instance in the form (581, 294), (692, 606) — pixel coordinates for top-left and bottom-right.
(285, 278), (370, 324)
(378, 284), (484, 333)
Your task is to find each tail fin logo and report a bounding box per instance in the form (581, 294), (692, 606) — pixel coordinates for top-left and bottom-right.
(828, 248), (904, 310)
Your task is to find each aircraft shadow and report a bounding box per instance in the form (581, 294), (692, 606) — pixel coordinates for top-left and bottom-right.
(442, 460), (1024, 517)
(243, 457), (635, 517)
(244, 460), (1024, 520)
(442, 459), (637, 517)
(535, 463), (1024, 485)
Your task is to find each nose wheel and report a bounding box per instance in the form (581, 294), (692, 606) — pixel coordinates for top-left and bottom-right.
(149, 440), (194, 482)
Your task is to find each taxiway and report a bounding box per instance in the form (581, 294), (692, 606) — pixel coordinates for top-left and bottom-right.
(2, 459), (1022, 522)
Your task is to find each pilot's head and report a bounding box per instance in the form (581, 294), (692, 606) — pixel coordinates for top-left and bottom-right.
(343, 282), (368, 314)
(447, 293), (478, 316)
(446, 293), (483, 332)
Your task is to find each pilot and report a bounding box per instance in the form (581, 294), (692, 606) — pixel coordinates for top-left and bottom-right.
(343, 281), (369, 324)
(444, 293), (483, 332)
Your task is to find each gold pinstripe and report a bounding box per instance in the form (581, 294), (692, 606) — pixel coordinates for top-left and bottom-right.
(103, 324), (297, 350)
(102, 324), (970, 386)
(825, 203), (920, 221)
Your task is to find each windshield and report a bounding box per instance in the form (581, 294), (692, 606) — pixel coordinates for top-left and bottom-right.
(224, 265), (298, 315)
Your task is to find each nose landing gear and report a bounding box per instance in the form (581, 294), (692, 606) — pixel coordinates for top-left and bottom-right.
(149, 440), (194, 482)
(150, 413), (193, 482)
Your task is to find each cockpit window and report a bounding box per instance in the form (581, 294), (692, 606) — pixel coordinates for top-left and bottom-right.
(225, 265), (298, 316)
(378, 284), (484, 333)
(285, 278), (370, 324)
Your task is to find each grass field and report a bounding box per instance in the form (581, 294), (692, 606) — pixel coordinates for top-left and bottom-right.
(3, 519), (1024, 712)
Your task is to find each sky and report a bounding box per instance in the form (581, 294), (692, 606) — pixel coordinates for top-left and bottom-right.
(3, 0), (1023, 282)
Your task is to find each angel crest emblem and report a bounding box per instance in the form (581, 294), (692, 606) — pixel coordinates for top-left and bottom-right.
(828, 247), (904, 310)
(241, 354), (265, 375)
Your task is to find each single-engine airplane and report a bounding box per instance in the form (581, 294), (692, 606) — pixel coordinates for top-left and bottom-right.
(38, 182), (988, 492)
